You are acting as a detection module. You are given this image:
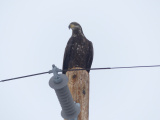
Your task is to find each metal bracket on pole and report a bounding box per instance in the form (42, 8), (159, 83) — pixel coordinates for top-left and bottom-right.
(49, 65), (80, 120)
(49, 64), (62, 83)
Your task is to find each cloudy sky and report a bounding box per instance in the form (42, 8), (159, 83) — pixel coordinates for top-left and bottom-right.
(0, 0), (160, 120)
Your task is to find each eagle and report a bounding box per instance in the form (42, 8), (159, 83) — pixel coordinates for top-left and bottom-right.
(62, 22), (93, 74)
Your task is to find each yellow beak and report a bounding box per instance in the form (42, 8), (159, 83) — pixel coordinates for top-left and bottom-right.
(69, 24), (75, 29)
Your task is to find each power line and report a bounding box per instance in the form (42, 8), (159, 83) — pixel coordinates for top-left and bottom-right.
(71, 65), (160, 71)
(0, 71), (49, 82)
(1, 65), (160, 82)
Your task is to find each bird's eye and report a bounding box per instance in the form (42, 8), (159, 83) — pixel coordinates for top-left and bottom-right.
(75, 25), (80, 29)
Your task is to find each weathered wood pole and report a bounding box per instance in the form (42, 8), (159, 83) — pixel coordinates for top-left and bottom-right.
(66, 67), (89, 120)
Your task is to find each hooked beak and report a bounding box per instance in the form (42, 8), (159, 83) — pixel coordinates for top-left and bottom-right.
(68, 24), (75, 30)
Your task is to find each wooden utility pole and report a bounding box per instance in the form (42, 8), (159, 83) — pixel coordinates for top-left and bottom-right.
(66, 67), (89, 120)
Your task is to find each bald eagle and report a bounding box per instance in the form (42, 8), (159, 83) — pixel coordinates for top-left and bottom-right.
(62, 22), (93, 74)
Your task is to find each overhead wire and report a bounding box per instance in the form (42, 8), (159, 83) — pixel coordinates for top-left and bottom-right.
(1, 64), (160, 82)
(0, 71), (49, 82)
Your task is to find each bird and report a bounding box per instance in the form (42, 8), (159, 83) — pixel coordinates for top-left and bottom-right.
(62, 22), (93, 74)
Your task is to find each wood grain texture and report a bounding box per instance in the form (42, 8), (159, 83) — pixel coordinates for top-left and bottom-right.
(66, 67), (89, 120)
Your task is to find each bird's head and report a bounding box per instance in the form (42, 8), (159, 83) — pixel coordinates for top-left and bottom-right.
(69, 22), (82, 30)
(68, 22), (84, 35)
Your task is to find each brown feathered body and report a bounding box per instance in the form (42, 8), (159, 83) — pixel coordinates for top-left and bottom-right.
(62, 23), (93, 74)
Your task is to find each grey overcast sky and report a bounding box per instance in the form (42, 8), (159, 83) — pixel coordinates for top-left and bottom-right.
(0, 0), (160, 120)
